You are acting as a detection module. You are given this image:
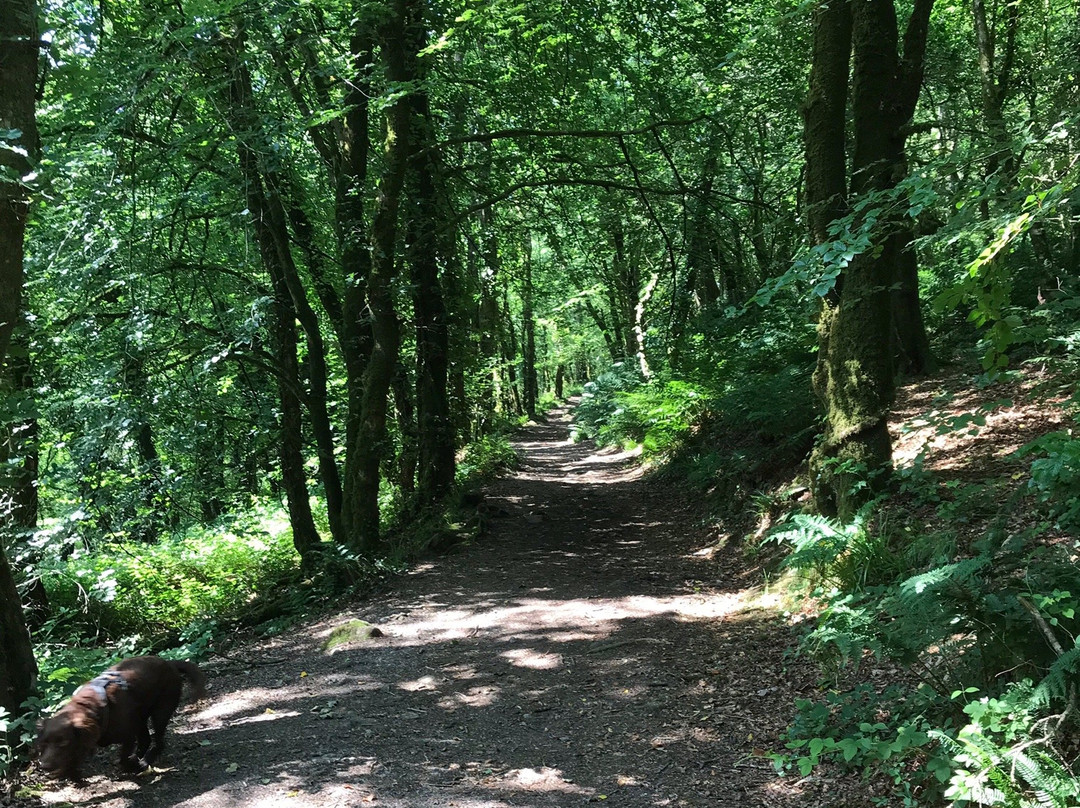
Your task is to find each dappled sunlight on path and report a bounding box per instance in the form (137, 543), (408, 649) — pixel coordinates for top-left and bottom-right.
(38, 403), (815, 808)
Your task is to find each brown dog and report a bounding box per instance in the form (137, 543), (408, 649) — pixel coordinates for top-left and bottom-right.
(36, 656), (206, 781)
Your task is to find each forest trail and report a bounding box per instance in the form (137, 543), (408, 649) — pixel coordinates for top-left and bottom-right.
(37, 404), (839, 808)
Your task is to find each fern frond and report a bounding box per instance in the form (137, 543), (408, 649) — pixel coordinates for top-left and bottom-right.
(1031, 642), (1080, 709)
(898, 557), (990, 599)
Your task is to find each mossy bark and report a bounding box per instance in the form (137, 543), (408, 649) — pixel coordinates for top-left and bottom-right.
(806, 0), (935, 518)
(341, 0), (414, 553)
(810, 254), (896, 518)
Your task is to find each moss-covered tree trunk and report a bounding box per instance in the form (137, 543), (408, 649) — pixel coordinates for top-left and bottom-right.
(806, 0), (934, 517)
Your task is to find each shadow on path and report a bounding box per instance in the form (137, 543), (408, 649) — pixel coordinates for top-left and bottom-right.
(40, 404), (820, 808)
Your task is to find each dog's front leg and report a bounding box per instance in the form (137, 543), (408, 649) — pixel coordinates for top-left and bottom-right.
(118, 737), (147, 774)
(135, 718), (152, 759)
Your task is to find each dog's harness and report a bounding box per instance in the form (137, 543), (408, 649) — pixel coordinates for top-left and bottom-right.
(82, 670), (129, 729)
(87, 670), (128, 702)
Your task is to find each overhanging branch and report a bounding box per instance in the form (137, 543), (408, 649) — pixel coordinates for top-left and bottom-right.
(432, 115), (710, 152)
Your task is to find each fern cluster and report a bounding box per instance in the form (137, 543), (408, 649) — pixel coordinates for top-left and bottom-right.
(773, 506), (1080, 804)
(935, 682), (1080, 808)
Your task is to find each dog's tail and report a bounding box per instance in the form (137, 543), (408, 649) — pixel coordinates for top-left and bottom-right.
(170, 660), (207, 702)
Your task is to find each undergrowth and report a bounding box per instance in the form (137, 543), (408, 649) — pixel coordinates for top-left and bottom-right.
(770, 460), (1080, 805)
(0, 431), (525, 773)
(572, 306), (817, 519)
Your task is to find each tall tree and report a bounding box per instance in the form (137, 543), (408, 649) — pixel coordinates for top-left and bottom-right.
(806, 0), (935, 517)
(405, 38), (455, 507)
(341, 0), (415, 551)
(219, 24), (324, 560)
(0, 0), (40, 726)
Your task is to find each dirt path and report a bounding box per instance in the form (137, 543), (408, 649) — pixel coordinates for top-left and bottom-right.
(36, 405), (842, 808)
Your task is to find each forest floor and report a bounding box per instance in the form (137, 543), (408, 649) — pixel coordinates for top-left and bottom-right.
(20, 401), (886, 808)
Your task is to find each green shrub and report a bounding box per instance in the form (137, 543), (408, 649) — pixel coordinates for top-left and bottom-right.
(777, 683), (952, 803)
(771, 507), (899, 591)
(571, 361), (707, 455)
(606, 380), (705, 453)
(935, 682), (1080, 808)
(571, 362), (645, 443)
(38, 499), (299, 644)
(773, 506), (1080, 804)
(457, 434), (519, 482)
(1018, 428), (1080, 529)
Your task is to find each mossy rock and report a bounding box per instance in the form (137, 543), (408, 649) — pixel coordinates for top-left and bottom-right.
(322, 619), (384, 654)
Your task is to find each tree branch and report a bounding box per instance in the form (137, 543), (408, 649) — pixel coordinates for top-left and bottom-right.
(452, 175), (760, 223)
(432, 116), (710, 152)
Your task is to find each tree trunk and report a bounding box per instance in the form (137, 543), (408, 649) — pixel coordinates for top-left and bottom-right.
(607, 222), (639, 360)
(265, 180), (344, 543)
(0, 0), (40, 728)
(2, 332), (37, 542)
(802, 0), (851, 249)
(973, 0), (1019, 205)
(407, 79), (455, 507)
(1, 326), (47, 625)
(391, 363), (417, 498)
(502, 286), (523, 415)
(122, 353), (163, 542)
(0, 545), (36, 721)
(272, 14), (375, 548)
(341, 0), (414, 553)
(522, 237), (538, 418)
(891, 228), (936, 375)
(274, 304), (322, 560)
(635, 272), (658, 379)
(337, 29), (376, 461)
(476, 207), (501, 434)
(807, 0), (934, 518)
(221, 29), (322, 559)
